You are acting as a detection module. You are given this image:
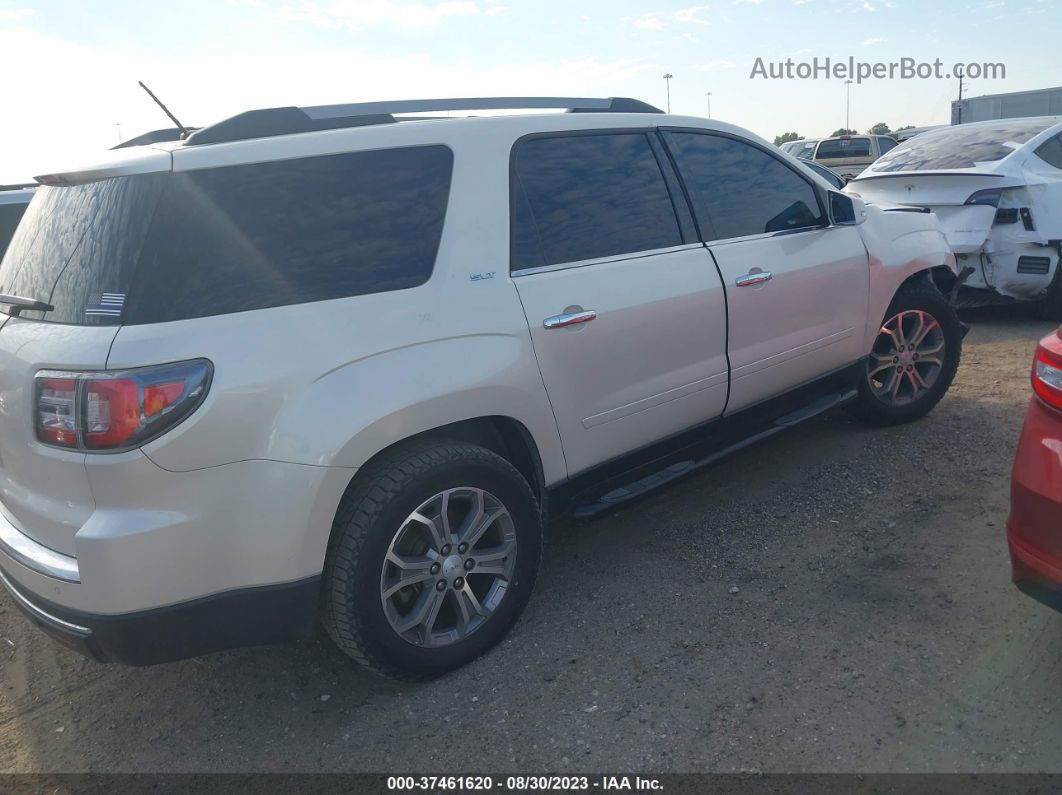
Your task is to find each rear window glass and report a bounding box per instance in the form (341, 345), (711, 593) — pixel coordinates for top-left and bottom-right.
(872, 119), (1056, 172)
(511, 133), (682, 270)
(816, 138), (872, 159)
(0, 145), (453, 325)
(0, 177), (165, 324)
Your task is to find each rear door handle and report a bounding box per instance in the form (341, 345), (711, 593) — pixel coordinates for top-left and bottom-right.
(543, 310), (597, 329)
(735, 271), (772, 287)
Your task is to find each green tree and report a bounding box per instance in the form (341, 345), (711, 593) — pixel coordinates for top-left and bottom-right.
(830, 127), (857, 137)
(895, 125), (916, 132)
(773, 131), (802, 146)
(867, 122), (892, 135)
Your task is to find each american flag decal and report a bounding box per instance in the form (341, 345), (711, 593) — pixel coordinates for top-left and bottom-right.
(84, 293), (125, 318)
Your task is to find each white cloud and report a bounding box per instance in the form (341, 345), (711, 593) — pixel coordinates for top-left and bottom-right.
(625, 4), (712, 30)
(677, 32), (701, 42)
(698, 59), (736, 71)
(632, 15), (666, 30)
(862, 35), (887, 44)
(734, 0), (764, 4)
(278, 0), (479, 30)
(484, 4), (509, 15)
(674, 5), (712, 23)
(0, 5), (34, 22)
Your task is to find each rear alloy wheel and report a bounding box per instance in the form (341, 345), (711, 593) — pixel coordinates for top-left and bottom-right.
(322, 440), (542, 680)
(381, 487), (517, 648)
(850, 286), (961, 426)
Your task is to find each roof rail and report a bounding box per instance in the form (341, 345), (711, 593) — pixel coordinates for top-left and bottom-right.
(183, 96), (663, 147)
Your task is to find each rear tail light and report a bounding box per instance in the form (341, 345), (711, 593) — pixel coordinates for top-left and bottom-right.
(964, 188), (1004, 207)
(35, 359), (212, 451)
(1032, 330), (1062, 412)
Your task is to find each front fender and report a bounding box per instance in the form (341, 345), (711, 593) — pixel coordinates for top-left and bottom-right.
(860, 205), (956, 347)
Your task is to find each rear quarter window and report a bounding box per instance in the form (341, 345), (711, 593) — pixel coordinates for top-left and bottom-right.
(124, 145), (453, 324)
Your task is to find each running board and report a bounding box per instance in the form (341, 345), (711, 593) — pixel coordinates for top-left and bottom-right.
(572, 388), (857, 518)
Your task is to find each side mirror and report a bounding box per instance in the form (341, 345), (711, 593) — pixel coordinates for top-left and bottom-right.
(829, 191), (866, 225)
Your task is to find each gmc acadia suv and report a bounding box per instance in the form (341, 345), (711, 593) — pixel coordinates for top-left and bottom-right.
(0, 97), (963, 679)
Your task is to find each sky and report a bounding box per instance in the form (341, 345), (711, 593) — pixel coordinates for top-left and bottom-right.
(0, 0), (1058, 183)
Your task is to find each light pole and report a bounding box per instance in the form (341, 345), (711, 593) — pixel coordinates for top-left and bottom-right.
(705, 91), (712, 119)
(844, 79), (853, 132)
(114, 122), (122, 145)
(663, 73), (673, 113)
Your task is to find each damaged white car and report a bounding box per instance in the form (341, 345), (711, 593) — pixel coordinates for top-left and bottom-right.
(847, 117), (1062, 309)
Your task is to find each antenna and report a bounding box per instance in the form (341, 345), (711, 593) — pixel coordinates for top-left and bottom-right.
(137, 81), (188, 136)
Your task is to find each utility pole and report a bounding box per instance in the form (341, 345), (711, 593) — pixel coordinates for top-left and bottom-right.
(705, 91), (712, 119)
(663, 74), (673, 113)
(844, 79), (853, 132)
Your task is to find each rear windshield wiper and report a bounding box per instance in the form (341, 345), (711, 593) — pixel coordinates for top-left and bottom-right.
(0, 294), (55, 317)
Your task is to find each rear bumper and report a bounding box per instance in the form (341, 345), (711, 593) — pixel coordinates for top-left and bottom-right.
(0, 565), (320, 665)
(1007, 397), (1062, 614)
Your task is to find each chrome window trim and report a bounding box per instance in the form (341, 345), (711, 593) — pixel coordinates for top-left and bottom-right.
(0, 508), (81, 583)
(0, 568), (90, 636)
(511, 243), (706, 278)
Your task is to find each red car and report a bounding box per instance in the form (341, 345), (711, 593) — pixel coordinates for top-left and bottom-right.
(1009, 326), (1062, 611)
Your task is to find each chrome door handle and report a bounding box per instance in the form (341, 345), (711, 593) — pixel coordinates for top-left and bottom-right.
(543, 310), (597, 329)
(735, 271), (773, 287)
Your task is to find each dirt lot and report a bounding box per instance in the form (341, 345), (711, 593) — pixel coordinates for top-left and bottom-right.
(1, 307), (1061, 774)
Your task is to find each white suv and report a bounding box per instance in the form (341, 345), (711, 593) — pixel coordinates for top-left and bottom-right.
(0, 97), (963, 679)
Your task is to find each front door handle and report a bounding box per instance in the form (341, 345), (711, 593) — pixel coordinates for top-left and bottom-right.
(735, 271), (773, 287)
(543, 310), (597, 329)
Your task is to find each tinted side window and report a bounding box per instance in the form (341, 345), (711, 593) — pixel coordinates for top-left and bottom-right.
(511, 133), (682, 269)
(666, 132), (825, 241)
(125, 145), (453, 324)
(817, 138), (872, 159)
(0, 201), (29, 259)
(1035, 135), (1062, 169)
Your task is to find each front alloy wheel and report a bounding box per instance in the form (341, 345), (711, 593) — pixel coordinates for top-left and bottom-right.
(849, 285), (962, 426)
(867, 309), (946, 406)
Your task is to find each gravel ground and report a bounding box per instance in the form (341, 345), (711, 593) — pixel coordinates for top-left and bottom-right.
(1, 307), (1061, 774)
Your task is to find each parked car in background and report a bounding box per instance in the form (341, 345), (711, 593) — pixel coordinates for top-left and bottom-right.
(812, 135), (898, 180)
(798, 158), (846, 189)
(0, 185), (35, 260)
(847, 117), (1062, 310)
(781, 138), (822, 160)
(894, 125), (944, 143)
(0, 96), (962, 679)
(1008, 326), (1062, 613)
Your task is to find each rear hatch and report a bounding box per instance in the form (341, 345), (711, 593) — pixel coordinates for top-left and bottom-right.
(848, 173), (1016, 252)
(0, 150), (169, 557)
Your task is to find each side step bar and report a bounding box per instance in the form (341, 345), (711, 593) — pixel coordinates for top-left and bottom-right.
(573, 389), (857, 518)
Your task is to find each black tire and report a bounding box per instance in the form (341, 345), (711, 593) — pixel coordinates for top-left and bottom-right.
(321, 439), (542, 680)
(848, 285), (962, 426)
